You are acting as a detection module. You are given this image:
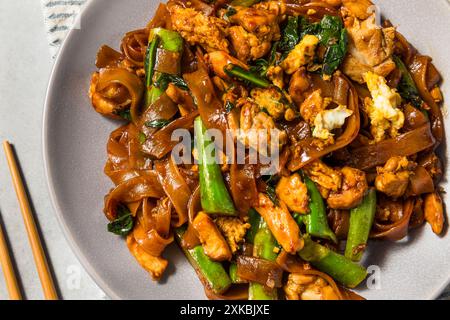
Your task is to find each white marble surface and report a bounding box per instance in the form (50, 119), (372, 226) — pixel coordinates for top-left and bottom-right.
(0, 0), (106, 300)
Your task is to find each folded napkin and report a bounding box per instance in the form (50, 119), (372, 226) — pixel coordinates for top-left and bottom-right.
(40, 0), (88, 57)
(39, 0), (450, 301)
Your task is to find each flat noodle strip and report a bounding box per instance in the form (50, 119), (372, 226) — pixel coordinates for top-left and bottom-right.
(154, 156), (191, 227)
(409, 55), (444, 145)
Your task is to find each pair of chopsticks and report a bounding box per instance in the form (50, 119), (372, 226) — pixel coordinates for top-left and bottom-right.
(0, 141), (58, 300)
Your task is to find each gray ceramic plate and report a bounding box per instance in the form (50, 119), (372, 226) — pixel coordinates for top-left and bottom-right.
(43, 0), (450, 300)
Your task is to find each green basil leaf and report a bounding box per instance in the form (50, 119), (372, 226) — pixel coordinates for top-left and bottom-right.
(107, 204), (134, 236)
(155, 73), (188, 91)
(225, 101), (235, 113)
(145, 119), (171, 129)
(279, 16), (300, 52)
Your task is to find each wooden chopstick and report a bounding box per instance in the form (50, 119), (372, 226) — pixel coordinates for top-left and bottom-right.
(0, 221), (22, 300)
(3, 141), (58, 300)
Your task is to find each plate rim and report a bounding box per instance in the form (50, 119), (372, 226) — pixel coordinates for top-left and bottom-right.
(41, 0), (450, 300)
(42, 0), (121, 300)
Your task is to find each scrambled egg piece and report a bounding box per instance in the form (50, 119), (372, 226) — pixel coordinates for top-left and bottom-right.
(375, 156), (416, 198)
(280, 35), (320, 75)
(284, 273), (340, 300)
(215, 217), (250, 253)
(169, 5), (229, 52)
(251, 87), (287, 120)
(312, 105), (353, 140)
(275, 174), (310, 214)
(363, 71), (404, 142)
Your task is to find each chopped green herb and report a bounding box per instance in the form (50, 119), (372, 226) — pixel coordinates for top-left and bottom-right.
(263, 175), (279, 206)
(225, 64), (271, 88)
(393, 55), (425, 110)
(299, 15), (348, 77)
(107, 204), (134, 236)
(279, 16), (300, 53)
(138, 132), (147, 144)
(145, 119), (171, 129)
(225, 101), (235, 113)
(114, 109), (132, 121)
(155, 73), (188, 91)
(224, 5), (237, 20)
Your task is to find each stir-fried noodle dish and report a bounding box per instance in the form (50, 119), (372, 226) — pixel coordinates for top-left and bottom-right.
(88, 0), (446, 300)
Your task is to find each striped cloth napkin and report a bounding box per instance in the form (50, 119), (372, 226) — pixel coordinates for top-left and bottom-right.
(39, 0), (450, 300)
(40, 0), (88, 57)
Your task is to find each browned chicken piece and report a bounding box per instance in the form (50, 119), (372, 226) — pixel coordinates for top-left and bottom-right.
(169, 5), (229, 52)
(206, 51), (248, 79)
(228, 3), (283, 61)
(424, 192), (445, 235)
(375, 156), (416, 198)
(127, 235), (168, 280)
(328, 167), (368, 210)
(299, 89), (331, 125)
(254, 193), (304, 254)
(192, 212), (232, 261)
(215, 217), (251, 253)
(289, 67), (311, 106)
(284, 273), (340, 300)
(304, 160), (342, 194)
(341, 11), (396, 83)
(276, 173), (310, 214)
(341, 0), (375, 20)
(237, 98), (287, 153)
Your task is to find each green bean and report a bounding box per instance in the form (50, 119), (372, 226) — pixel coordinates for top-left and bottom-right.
(300, 175), (338, 243)
(194, 117), (236, 215)
(249, 221), (279, 300)
(298, 236), (367, 288)
(345, 189), (376, 262)
(175, 227), (232, 294)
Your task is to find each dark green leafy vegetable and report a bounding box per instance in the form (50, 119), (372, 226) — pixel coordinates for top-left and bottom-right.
(279, 16), (300, 53)
(145, 119), (172, 129)
(223, 5), (237, 20)
(263, 176), (279, 206)
(394, 55), (425, 110)
(250, 43), (279, 78)
(154, 73), (188, 91)
(224, 64), (271, 88)
(107, 204), (134, 236)
(225, 100), (235, 113)
(138, 132), (146, 144)
(299, 15), (348, 77)
(114, 109), (132, 121)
